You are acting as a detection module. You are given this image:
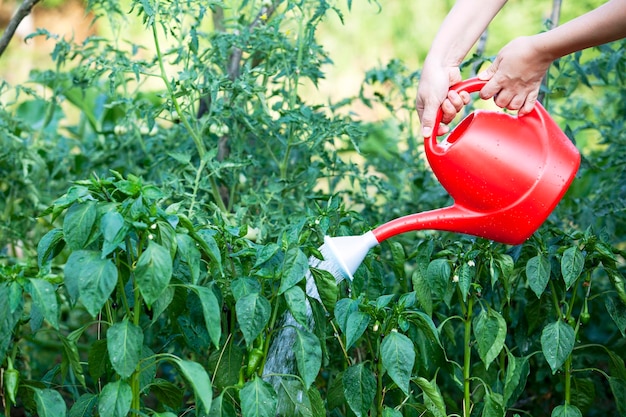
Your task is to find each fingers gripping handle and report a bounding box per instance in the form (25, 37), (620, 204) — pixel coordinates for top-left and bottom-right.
(426, 77), (487, 151)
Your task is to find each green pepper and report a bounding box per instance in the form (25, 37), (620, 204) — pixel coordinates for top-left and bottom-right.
(4, 358), (19, 406)
(246, 348), (265, 378)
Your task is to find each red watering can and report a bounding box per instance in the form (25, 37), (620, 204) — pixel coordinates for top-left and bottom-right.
(322, 77), (581, 280)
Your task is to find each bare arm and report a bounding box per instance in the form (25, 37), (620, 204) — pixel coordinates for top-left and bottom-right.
(479, 0), (626, 114)
(416, 0), (508, 137)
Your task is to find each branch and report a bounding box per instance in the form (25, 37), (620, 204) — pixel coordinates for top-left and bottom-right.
(0, 0), (41, 58)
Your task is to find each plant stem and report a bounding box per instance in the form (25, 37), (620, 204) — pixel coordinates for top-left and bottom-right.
(151, 8), (227, 213)
(564, 355), (572, 404)
(463, 296), (474, 417)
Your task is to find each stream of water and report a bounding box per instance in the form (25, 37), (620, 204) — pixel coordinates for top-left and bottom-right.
(262, 243), (345, 414)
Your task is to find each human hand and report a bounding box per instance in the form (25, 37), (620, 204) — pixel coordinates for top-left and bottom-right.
(416, 66), (470, 138)
(477, 36), (554, 115)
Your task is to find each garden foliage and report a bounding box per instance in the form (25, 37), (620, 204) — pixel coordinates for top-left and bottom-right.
(1, 0), (626, 416)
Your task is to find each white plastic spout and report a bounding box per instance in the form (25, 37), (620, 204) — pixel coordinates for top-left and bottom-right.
(323, 231), (380, 281)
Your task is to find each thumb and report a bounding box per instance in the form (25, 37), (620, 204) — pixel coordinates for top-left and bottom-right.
(420, 106), (437, 138)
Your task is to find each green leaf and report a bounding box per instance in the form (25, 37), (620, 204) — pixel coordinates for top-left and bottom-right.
(551, 404), (582, 417)
(196, 229), (223, 275)
(294, 328), (322, 389)
(561, 246), (584, 289)
(63, 201), (97, 250)
(503, 352), (530, 408)
(526, 254), (551, 298)
(28, 278), (59, 329)
(335, 298), (359, 334)
(310, 267), (339, 311)
(177, 233), (201, 284)
(61, 333), (86, 387)
(88, 339), (109, 381)
(240, 376), (277, 417)
(414, 376), (446, 417)
(273, 379), (317, 417)
(482, 391), (505, 417)
(64, 250), (118, 316)
(69, 393), (98, 417)
(101, 211), (126, 257)
(107, 319), (144, 379)
(279, 247), (309, 294)
(150, 379), (184, 410)
(208, 339), (244, 390)
(605, 296), (626, 337)
(209, 392), (237, 417)
(236, 292), (271, 347)
(381, 331), (415, 396)
(232, 277), (261, 302)
(190, 285), (222, 348)
(345, 310), (370, 349)
(412, 266), (432, 315)
(135, 240), (173, 307)
(457, 262), (473, 302)
(97, 380), (132, 417)
(174, 358), (213, 413)
(37, 228), (65, 270)
(541, 321), (575, 373)
(343, 363), (376, 417)
(426, 258), (451, 300)
(284, 285), (309, 327)
(609, 377), (626, 417)
(473, 309), (507, 369)
(33, 388), (67, 417)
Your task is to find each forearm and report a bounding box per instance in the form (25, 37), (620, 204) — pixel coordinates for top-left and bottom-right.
(533, 0), (626, 61)
(424, 0), (508, 67)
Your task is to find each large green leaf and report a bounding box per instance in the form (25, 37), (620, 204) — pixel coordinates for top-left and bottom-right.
(190, 285), (222, 348)
(541, 320), (575, 373)
(63, 201), (97, 250)
(69, 393), (98, 417)
(345, 310), (369, 349)
(33, 388), (67, 417)
(526, 254), (551, 298)
(240, 376), (277, 417)
(503, 352), (530, 407)
(101, 211), (127, 257)
(310, 267), (338, 312)
(457, 262), (474, 302)
(605, 296), (626, 337)
(28, 278), (59, 329)
(294, 328), (322, 389)
(107, 319), (144, 379)
(177, 233), (201, 284)
(279, 247), (309, 294)
(426, 258), (451, 301)
(381, 331), (415, 396)
(343, 363), (376, 417)
(175, 358), (213, 413)
(236, 292), (271, 346)
(64, 250), (118, 316)
(97, 380), (132, 417)
(481, 391), (505, 417)
(551, 404), (582, 417)
(561, 246), (584, 289)
(37, 228), (65, 271)
(335, 298), (359, 334)
(414, 376), (446, 417)
(135, 240), (173, 307)
(609, 377), (626, 417)
(284, 285), (309, 327)
(208, 339), (244, 390)
(473, 309), (507, 369)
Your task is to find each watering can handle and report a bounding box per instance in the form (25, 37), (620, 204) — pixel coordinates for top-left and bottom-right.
(425, 77), (487, 150)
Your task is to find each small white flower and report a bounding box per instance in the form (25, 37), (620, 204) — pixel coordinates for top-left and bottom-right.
(467, 260), (475, 267)
(150, 223), (157, 230)
(148, 233), (154, 240)
(114, 125), (127, 136)
(452, 275), (459, 283)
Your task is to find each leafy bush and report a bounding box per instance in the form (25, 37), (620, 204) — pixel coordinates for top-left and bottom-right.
(1, 1), (625, 416)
